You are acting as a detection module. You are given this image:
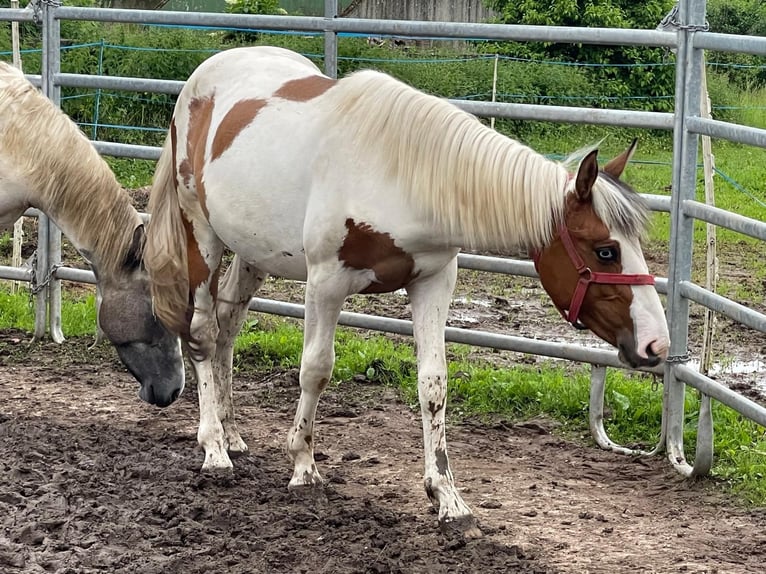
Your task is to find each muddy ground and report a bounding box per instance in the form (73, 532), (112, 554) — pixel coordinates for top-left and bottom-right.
(1, 329), (766, 574)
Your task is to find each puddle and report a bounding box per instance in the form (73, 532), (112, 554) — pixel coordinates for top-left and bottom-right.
(689, 359), (766, 393)
(452, 296), (493, 308)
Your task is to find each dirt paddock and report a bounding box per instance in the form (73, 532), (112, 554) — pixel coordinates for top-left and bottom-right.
(1, 330), (765, 574)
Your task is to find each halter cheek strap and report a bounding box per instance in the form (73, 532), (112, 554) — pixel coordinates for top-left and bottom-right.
(533, 224), (655, 329)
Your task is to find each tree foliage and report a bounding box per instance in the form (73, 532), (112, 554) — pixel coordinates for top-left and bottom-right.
(482, 0), (677, 109)
(706, 0), (766, 87)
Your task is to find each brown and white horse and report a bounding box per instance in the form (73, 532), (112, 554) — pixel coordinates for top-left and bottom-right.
(0, 61), (185, 407)
(145, 46), (669, 537)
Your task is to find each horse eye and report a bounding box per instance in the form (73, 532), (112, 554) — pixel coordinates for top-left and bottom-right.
(595, 246), (619, 262)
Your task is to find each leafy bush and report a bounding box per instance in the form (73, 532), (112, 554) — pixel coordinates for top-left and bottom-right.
(706, 0), (766, 88)
(482, 0), (678, 111)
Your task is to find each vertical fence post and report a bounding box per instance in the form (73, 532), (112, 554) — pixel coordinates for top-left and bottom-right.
(699, 56), (717, 375)
(38, 0), (65, 343)
(324, 0), (338, 79)
(664, 0), (710, 476)
(10, 0), (24, 295)
(490, 53), (499, 130)
(92, 38), (105, 141)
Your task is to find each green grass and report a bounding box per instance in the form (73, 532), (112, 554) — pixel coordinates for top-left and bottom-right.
(0, 289), (99, 337)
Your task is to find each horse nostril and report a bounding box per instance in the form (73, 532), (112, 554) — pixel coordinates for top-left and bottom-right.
(171, 388), (181, 403)
(646, 339), (669, 360)
(144, 384), (156, 405)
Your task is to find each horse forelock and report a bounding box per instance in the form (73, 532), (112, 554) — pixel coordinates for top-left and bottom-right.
(591, 173), (649, 240)
(328, 70), (568, 253)
(0, 67), (139, 279)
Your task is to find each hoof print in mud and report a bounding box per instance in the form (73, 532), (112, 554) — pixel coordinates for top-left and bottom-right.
(289, 483), (329, 505)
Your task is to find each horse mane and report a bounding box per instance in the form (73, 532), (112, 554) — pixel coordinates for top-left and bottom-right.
(327, 70), (647, 251)
(0, 62), (139, 277)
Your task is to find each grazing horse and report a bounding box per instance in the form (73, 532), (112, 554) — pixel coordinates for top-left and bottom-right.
(145, 46), (670, 537)
(0, 61), (185, 407)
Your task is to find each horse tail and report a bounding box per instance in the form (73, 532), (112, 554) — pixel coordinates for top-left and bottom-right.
(145, 131), (190, 338)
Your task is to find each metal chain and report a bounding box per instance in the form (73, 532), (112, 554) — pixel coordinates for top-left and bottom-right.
(657, 5), (710, 33)
(29, 0), (63, 25)
(28, 251), (61, 296)
(666, 352), (691, 365)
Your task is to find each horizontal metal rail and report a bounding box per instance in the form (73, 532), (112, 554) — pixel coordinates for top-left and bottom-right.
(686, 116), (766, 149)
(55, 73), (673, 131)
(694, 31), (766, 57)
(0, 265), (33, 282)
(674, 364), (766, 428)
(93, 141), (161, 161)
(247, 297), (664, 375)
(457, 254), (536, 278)
(54, 7), (678, 49)
(2, 260), (665, 375)
(454, 100), (674, 130)
(680, 281), (766, 334)
(0, 8), (34, 22)
(57, 73), (184, 95)
(683, 200), (766, 242)
(642, 193), (672, 213)
(54, 266), (96, 284)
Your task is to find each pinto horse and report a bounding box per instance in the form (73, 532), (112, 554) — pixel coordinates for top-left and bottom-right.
(0, 61), (185, 407)
(145, 46), (669, 537)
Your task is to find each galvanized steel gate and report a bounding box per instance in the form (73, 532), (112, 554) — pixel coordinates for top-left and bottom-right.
(0, 0), (765, 477)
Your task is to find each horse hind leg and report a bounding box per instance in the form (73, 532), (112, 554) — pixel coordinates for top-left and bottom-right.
(213, 254), (268, 456)
(406, 260), (482, 539)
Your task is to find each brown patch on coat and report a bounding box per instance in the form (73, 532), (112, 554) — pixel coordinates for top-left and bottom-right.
(182, 214), (211, 294)
(211, 98), (267, 161)
(184, 96), (216, 219)
(338, 219), (419, 294)
(274, 75), (336, 102)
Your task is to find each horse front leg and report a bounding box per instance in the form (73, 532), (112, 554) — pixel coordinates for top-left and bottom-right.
(287, 268), (347, 491)
(183, 229), (229, 471)
(213, 255), (268, 455)
(406, 260), (482, 539)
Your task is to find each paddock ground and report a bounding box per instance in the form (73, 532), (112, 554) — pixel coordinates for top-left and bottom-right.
(0, 330), (764, 574)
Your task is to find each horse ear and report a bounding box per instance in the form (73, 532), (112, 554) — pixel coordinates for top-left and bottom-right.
(603, 138), (638, 180)
(124, 224), (146, 270)
(575, 149), (599, 203)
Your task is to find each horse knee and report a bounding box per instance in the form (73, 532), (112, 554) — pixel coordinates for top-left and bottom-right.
(188, 310), (218, 360)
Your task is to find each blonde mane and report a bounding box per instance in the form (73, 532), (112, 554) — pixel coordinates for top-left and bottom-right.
(328, 71), (648, 251)
(0, 62), (139, 277)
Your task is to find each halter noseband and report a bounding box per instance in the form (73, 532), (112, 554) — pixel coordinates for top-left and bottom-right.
(533, 223), (655, 330)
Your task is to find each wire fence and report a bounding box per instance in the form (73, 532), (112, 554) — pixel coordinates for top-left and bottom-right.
(8, 37), (762, 207)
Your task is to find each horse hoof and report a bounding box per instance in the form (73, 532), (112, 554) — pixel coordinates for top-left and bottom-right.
(440, 515), (483, 541)
(226, 439), (249, 458)
(201, 454), (234, 473)
(227, 448), (248, 459)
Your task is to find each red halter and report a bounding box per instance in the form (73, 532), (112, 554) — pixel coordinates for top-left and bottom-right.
(533, 224), (656, 329)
